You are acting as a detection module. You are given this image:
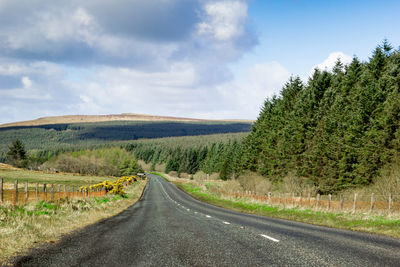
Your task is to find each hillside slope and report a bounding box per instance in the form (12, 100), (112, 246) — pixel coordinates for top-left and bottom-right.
(0, 120), (251, 162)
(0, 113), (252, 128)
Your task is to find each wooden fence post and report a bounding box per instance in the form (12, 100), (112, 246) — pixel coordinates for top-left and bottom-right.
(63, 185), (66, 199)
(340, 194), (344, 211)
(72, 186), (75, 198)
(268, 192), (271, 203)
(284, 193), (287, 207)
(292, 192), (295, 207)
(328, 194), (331, 210)
(370, 193), (375, 213)
(51, 184), (55, 202)
(316, 194), (320, 209)
(43, 184), (47, 201)
(308, 192), (311, 207)
(388, 193), (392, 215)
(0, 178), (3, 203)
(299, 193), (302, 207)
(353, 193), (358, 214)
(57, 184), (61, 201)
(35, 183), (39, 201)
(14, 180), (18, 205)
(24, 182), (29, 204)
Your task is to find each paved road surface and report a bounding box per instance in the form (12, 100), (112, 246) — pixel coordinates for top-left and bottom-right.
(15, 174), (400, 266)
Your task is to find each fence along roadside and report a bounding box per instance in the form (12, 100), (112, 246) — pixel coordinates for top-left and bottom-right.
(204, 185), (399, 215)
(0, 178), (106, 205)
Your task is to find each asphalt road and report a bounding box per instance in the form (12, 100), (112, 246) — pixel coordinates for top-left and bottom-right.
(15, 174), (400, 266)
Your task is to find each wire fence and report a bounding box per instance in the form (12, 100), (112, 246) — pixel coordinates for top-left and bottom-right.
(0, 178), (106, 205)
(208, 188), (400, 215)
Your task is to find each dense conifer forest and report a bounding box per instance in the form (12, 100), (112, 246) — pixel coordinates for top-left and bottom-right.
(126, 133), (246, 179)
(240, 41), (399, 193)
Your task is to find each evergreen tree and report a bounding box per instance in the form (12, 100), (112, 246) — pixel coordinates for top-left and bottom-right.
(6, 139), (28, 168)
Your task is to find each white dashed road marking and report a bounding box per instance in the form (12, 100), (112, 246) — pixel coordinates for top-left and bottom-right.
(155, 176), (282, 244)
(260, 234), (279, 242)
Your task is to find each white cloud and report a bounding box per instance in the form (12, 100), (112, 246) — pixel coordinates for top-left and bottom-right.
(312, 51), (352, 74)
(216, 61), (291, 118)
(197, 1), (248, 41)
(0, 0), (260, 124)
(21, 76), (32, 88)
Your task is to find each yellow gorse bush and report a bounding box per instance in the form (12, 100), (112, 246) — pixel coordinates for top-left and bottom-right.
(80, 175), (138, 196)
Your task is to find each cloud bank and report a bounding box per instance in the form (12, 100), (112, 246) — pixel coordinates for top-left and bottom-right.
(0, 0), (272, 123)
(1, 0), (346, 124)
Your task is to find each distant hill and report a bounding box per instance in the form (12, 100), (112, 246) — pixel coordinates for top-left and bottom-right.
(0, 114), (252, 162)
(0, 113), (253, 128)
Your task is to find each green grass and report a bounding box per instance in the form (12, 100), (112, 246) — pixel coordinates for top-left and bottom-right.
(175, 182), (400, 238)
(0, 168), (114, 186)
(0, 179), (147, 264)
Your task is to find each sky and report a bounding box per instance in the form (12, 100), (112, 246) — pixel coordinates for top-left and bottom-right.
(0, 0), (399, 124)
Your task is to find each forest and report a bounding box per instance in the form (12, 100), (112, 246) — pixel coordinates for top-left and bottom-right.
(240, 41), (399, 193)
(0, 121), (251, 162)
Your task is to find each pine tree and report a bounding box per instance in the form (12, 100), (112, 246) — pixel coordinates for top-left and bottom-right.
(6, 139), (28, 168)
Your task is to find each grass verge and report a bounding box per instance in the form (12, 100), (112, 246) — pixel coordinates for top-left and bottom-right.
(0, 168), (114, 186)
(0, 179), (147, 265)
(175, 182), (400, 238)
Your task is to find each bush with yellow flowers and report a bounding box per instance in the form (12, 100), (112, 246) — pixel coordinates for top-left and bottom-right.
(80, 175), (139, 196)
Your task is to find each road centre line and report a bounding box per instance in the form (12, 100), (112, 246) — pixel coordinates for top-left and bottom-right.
(259, 234), (279, 242)
(158, 177), (280, 244)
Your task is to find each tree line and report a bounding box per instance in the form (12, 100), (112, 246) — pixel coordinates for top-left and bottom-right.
(240, 41), (399, 193)
(126, 139), (243, 180)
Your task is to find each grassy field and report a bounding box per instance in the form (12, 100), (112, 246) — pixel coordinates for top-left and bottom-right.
(0, 167), (114, 187)
(0, 178), (147, 264)
(153, 173), (400, 238)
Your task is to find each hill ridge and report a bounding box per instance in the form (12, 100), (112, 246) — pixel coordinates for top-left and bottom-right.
(0, 113), (253, 128)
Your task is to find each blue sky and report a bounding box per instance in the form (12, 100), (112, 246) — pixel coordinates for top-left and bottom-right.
(0, 0), (399, 124)
(232, 0), (400, 78)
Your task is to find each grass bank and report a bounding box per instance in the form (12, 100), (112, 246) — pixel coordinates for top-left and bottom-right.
(174, 181), (400, 238)
(0, 168), (113, 186)
(0, 179), (147, 264)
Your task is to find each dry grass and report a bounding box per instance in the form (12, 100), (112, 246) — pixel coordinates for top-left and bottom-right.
(0, 179), (147, 264)
(153, 163), (166, 172)
(237, 171), (271, 194)
(0, 167), (112, 186)
(137, 160), (151, 171)
(0, 163), (19, 170)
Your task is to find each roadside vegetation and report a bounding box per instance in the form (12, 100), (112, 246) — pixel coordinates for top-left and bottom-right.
(172, 178), (400, 238)
(0, 177), (147, 264)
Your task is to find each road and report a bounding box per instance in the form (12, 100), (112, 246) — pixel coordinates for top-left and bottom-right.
(15, 174), (400, 266)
